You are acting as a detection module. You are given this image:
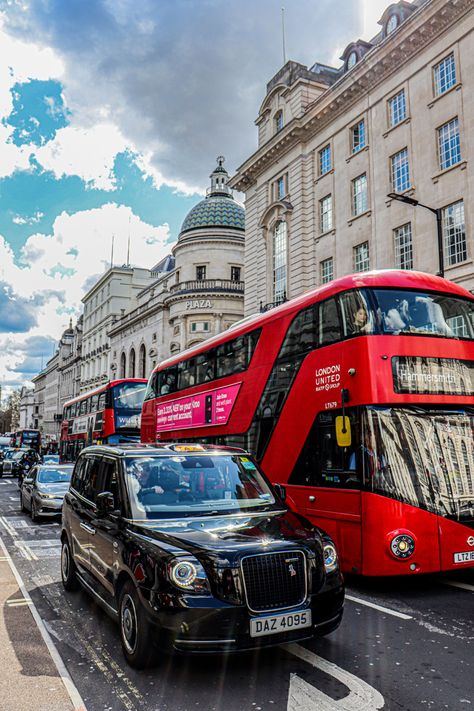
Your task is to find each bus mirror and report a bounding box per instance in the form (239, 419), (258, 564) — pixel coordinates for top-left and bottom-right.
(335, 416), (352, 448)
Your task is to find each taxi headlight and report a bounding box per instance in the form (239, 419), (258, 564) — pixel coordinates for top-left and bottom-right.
(323, 543), (338, 573)
(168, 558), (209, 592)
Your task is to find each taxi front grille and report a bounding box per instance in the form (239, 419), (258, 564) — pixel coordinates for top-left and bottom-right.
(241, 550), (306, 612)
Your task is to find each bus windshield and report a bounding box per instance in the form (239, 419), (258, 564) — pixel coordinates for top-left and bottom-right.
(371, 289), (474, 338)
(113, 382), (147, 429)
(363, 407), (474, 523)
(124, 454), (277, 520)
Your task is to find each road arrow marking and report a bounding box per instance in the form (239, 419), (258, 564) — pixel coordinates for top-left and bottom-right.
(284, 643), (385, 711)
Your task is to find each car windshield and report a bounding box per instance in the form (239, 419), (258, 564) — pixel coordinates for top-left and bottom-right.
(123, 453), (277, 519)
(37, 467), (73, 484)
(43, 456), (59, 463)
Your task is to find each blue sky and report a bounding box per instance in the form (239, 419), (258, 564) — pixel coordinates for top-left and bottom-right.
(0, 0), (388, 391)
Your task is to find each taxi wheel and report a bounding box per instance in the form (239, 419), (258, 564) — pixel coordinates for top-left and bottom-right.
(61, 539), (79, 591)
(119, 580), (155, 669)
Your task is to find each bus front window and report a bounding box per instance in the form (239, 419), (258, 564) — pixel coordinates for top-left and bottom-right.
(113, 382), (147, 430)
(363, 407), (474, 522)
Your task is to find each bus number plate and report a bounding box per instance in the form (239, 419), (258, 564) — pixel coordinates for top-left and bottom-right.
(250, 610), (311, 638)
(453, 551), (474, 563)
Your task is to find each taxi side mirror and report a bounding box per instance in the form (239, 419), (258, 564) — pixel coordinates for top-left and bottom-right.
(335, 416), (352, 448)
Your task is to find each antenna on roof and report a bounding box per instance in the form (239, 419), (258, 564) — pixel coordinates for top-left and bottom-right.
(126, 216), (131, 267)
(281, 7), (287, 65)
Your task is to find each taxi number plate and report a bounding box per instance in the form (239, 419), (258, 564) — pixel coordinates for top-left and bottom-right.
(454, 551), (474, 563)
(250, 610), (311, 638)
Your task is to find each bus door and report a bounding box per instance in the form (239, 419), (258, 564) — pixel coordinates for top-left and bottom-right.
(287, 409), (362, 574)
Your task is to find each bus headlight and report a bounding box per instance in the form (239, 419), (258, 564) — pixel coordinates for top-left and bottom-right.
(389, 532), (415, 559)
(168, 558), (209, 592)
(323, 543), (338, 573)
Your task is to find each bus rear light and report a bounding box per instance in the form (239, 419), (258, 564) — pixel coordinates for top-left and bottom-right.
(388, 531), (416, 560)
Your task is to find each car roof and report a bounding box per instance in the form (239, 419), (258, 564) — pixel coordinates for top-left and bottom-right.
(79, 443), (247, 458)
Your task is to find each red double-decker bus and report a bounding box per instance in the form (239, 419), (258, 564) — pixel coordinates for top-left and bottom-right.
(141, 271), (474, 576)
(10, 429), (41, 452)
(60, 379), (147, 462)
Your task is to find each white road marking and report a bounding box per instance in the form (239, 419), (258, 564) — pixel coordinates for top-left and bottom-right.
(284, 643), (385, 710)
(345, 594), (413, 620)
(442, 579), (474, 593)
(0, 535), (87, 711)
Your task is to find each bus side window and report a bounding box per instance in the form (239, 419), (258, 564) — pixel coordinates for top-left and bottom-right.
(159, 367), (177, 395)
(196, 350), (216, 385)
(319, 297), (342, 346)
(90, 394), (98, 412)
(178, 358), (196, 389)
(279, 305), (317, 361)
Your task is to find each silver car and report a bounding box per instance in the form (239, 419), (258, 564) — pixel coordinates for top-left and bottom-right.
(20, 464), (74, 521)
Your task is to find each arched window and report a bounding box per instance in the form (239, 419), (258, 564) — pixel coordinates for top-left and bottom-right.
(139, 344), (146, 379)
(274, 110), (284, 133)
(129, 348), (136, 378)
(120, 352), (126, 379)
(273, 220), (287, 303)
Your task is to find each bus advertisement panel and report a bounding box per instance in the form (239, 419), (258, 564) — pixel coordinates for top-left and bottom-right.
(141, 270), (474, 576)
(60, 379), (147, 462)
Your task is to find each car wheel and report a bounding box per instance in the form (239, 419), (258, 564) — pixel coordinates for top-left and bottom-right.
(30, 500), (39, 523)
(61, 539), (79, 591)
(20, 492), (27, 513)
(119, 580), (155, 669)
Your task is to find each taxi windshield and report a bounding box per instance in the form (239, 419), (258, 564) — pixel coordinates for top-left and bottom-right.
(123, 453), (277, 519)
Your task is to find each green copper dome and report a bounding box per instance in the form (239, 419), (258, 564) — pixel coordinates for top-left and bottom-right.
(180, 195), (245, 234)
(180, 156), (245, 235)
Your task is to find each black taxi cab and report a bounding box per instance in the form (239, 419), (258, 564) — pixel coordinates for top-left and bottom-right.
(60, 444), (344, 668)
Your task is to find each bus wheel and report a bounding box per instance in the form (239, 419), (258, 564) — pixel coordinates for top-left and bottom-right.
(61, 539), (79, 591)
(119, 580), (155, 669)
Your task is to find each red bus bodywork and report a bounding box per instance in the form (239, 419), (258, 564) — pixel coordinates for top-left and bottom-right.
(10, 429), (41, 452)
(61, 379), (147, 462)
(141, 271), (474, 576)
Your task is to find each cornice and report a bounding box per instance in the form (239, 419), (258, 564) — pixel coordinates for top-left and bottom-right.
(231, 0), (473, 191)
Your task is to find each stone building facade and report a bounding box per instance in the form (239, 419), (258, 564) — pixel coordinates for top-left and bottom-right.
(231, 0), (474, 315)
(108, 158), (245, 381)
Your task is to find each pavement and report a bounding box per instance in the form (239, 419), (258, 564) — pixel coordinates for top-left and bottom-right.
(0, 542), (82, 711)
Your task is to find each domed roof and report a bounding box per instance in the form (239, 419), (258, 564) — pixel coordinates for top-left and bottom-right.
(180, 157), (245, 235)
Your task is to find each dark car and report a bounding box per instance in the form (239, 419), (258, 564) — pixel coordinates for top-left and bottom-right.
(61, 444), (344, 668)
(20, 464), (74, 521)
(0, 447), (16, 476)
(2, 448), (40, 479)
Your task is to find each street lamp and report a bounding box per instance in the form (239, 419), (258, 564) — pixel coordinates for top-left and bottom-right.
(387, 192), (444, 278)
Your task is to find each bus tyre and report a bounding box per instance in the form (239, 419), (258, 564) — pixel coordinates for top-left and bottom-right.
(119, 580), (155, 669)
(61, 539), (79, 591)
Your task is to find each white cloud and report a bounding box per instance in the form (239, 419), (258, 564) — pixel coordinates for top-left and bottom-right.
(0, 202), (171, 384)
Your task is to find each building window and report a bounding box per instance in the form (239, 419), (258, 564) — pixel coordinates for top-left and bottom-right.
(196, 265), (206, 281)
(273, 220), (287, 302)
(152, 332), (157, 342)
(191, 322), (210, 333)
(353, 242), (370, 272)
(434, 53), (456, 96)
(442, 200), (466, 266)
(319, 144), (331, 176)
(388, 89), (406, 127)
(386, 14), (398, 34)
(120, 352), (126, 379)
(393, 223), (413, 269)
(438, 117), (461, 170)
(319, 195), (333, 233)
(391, 148), (410, 193)
(273, 173), (288, 200)
(274, 110), (284, 133)
(320, 258), (334, 284)
(129, 348), (136, 378)
(352, 174), (368, 216)
(351, 119), (366, 154)
(139, 344), (146, 379)
(231, 266), (241, 282)
(347, 51), (357, 69)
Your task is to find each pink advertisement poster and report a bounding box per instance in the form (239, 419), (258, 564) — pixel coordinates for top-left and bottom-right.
(156, 383), (241, 433)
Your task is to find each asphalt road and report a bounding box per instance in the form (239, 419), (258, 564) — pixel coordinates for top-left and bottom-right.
(0, 476), (473, 711)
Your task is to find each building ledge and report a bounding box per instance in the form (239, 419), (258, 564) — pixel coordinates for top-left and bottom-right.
(432, 160), (467, 183)
(345, 145), (370, 164)
(382, 116), (411, 139)
(347, 209), (371, 226)
(427, 82), (462, 109)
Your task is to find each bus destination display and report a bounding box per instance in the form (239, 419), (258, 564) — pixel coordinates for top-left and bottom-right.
(392, 356), (474, 395)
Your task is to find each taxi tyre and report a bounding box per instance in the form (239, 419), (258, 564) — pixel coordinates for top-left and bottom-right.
(118, 579), (155, 669)
(61, 539), (79, 592)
